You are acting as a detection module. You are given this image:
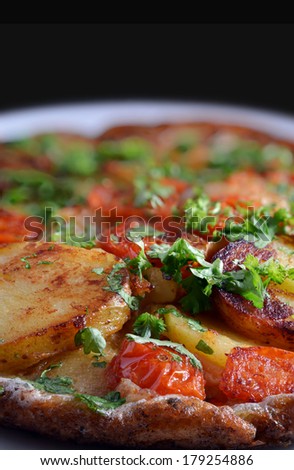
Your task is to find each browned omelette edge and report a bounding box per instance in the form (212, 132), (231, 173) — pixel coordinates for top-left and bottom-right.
(0, 377), (293, 449)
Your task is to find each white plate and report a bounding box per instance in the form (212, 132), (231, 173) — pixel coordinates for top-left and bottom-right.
(0, 101), (293, 450)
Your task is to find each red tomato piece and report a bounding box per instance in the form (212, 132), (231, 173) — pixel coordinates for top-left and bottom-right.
(107, 339), (205, 399)
(220, 346), (294, 403)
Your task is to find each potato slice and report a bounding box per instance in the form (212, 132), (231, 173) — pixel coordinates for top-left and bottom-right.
(0, 242), (131, 373)
(144, 267), (178, 303)
(212, 237), (294, 350)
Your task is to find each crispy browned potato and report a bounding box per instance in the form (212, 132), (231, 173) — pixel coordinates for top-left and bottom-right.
(0, 242), (131, 373)
(212, 237), (294, 350)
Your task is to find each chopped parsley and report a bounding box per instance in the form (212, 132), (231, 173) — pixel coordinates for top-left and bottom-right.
(209, 140), (293, 174)
(74, 327), (106, 355)
(126, 334), (202, 369)
(157, 238), (205, 283)
(20, 253), (37, 269)
(51, 228), (97, 249)
(28, 364), (125, 414)
(133, 312), (166, 339)
(189, 252), (294, 309)
(149, 237), (293, 311)
(196, 340), (214, 355)
(92, 267), (104, 275)
(37, 260), (53, 265)
(180, 275), (211, 314)
(187, 318), (206, 332)
(157, 306), (181, 317)
(220, 205), (294, 248)
(126, 225), (164, 242)
(0, 386), (4, 395)
(184, 191), (293, 247)
(92, 360), (107, 368)
(134, 177), (174, 209)
(125, 241), (152, 280)
(147, 243), (171, 261)
(33, 363), (75, 395)
(75, 391), (126, 413)
(242, 254), (294, 287)
(184, 192), (221, 234)
(103, 263), (139, 310)
(96, 137), (152, 162)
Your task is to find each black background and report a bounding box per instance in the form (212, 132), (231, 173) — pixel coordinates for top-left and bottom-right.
(1, 23), (294, 114)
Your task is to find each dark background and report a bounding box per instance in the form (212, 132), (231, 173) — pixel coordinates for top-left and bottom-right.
(1, 23), (294, 114)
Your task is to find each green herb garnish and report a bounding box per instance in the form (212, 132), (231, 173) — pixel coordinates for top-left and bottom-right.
(184, 192), (221, 234)
(75, 391), (126, 413)
(28, 364), (125, 414)
(125, 241), (152, 280)
(133, 312), (166, 339)
(134, 177), (174, 209)
(92, 267), (104, 275)
(74, 327), (106, 355)
(33, 363), (75, 395)
(20, 253), (37, 269)
(92, 360), (107, 368)
(196, 340), (214, 355)
(149, 237), (293, 311)
(104, 263), (139, 310)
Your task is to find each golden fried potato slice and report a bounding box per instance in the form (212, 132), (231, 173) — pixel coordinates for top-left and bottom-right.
(212, 237), (294, 350)
(23, 331), (125, 396)
(0, 242), (131, 373)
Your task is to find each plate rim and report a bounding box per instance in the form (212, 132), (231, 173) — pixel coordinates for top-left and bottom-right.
(1, 100), (294, 142)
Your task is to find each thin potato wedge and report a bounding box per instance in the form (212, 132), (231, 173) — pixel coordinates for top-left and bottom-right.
(0, 242), (131, 373)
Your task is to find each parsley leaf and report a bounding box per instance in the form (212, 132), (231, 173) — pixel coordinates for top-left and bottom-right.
(134, 177), (174, 209)
(20, 253), (37, 269)
(96, 137), (152, 162)
(180, 276), (211, 314)
(33, 363), (75, 395)
(147, 243), (171, 261)
(52, 230), (97, 249)
(74, 327), (106, 355)
(104, 263), (139, 310)
(0, 385), (4, 395)
(151, 237), (293, 311)
(126, 334), (202, 369)
(185, 192), (221, 234)
(160, 238), (206, 283)
(196, 339), (214, 355)
(126, 225), (164, 242)
(133, 312), (166, 339)
(92, 360), (107, 368)
(187, 318), (206, 332)
(125, 241), (152, 280)
(92, 267), (104, 275)
(27, 364), (125, 414)
(156, 306), (182, 317)
(243, 254), (294, 287)
(221, 206), (294, 248)
(75, 391), (126, 414)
